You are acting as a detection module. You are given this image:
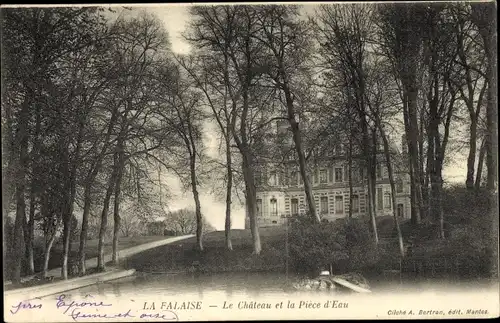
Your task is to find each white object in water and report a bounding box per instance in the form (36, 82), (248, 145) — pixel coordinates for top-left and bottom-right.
(319, 270), (330, 276)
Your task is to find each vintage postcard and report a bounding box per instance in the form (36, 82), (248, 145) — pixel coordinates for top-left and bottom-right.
(2, 1), (499, 321)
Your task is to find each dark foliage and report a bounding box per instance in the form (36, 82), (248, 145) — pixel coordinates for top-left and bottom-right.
(288, 214), (380, 276)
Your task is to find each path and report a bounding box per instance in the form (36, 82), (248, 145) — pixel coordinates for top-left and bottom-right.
(7, 234), (195, 284)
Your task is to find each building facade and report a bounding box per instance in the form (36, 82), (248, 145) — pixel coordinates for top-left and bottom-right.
(245, 121), (411, 228)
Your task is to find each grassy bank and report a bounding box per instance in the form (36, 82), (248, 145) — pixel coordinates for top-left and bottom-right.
(122, 221), (408, 275)
(123, 211), (495, 280)
(15, 235), (169, 277)
(123, 227), (288, 274)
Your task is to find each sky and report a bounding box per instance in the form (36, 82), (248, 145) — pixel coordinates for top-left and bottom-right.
(1, 3), (470, 230)
(126, 4), (468, 230)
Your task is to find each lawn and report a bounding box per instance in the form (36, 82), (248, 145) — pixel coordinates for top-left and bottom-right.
(123, 227), (289, 274)
(30, 235), (170, 274)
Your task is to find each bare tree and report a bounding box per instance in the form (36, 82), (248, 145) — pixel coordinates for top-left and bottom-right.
(177, 54), (236, 250)
(252, 5), (320, 223)
(186, 6), (266, 254)
(377, 3), (429, 225)
(314, 3), (380, 243)
(470, 2), (497, 193)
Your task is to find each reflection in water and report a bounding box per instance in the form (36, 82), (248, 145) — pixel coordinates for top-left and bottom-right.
(112, 281), (122, 297)
(72, 271), (497, 299)
(75, 272), (290, 299)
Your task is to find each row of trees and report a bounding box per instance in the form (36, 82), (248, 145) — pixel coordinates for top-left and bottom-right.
(183, 2), (496, 256)
(1, 3), (496, 282)
(1, 8), (215, 283)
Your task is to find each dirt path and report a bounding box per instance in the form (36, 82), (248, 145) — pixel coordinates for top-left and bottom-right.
(7, 234), (195, 284)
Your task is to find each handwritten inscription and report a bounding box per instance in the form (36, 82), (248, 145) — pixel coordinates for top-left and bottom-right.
(70, 308), (135, 321)
(56, 294), (112, 314)
(10, 300), (43, 314)
(9, 294), (179, 321)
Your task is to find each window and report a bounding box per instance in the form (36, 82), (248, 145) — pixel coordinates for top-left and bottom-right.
(291, 198), (299, 215)
(335, 167), (343, 182)
(320, 196), (328, 214)
(270, 198), (277, 216)
(335, 142), (342, 154)
(257, 199), (263, 217)
(290, 171), (298, 186)
(359, 168), (364, 182)
(396, 179), (404, 193)
(269, 171), (277, 186)
(351, 167), (358, 182)
(335, 196), (344, 214)
(351, 195), (359, 213)
(278, 171), (284, 186)
(376, 164), (382, 179)
(377, 187), (383, 210)
(329, 168), (334, 182)
(320, 169), (328, 184)
(384, 193), (391, 209)
(255, 171), (262, 185)
(397, 204), (404, 217)
(314, 168), (319, 184)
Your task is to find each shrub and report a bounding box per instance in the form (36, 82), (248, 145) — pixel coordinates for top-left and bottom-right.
(441, 185), (491, 222)
(288, 214), (379, 276)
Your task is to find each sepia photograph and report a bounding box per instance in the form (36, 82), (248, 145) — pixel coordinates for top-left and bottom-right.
(2, 1), (499, 321)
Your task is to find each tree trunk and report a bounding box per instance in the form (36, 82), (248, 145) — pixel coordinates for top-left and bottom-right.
(26, 196), (35, 275)
(367, 174), (379, 244)
(224, 131), (233, 251)
(43, 227), (58, 278)
(348, 137), (354, 219)
(112, 139), (126, 265)
(379, 126), (405, 258)
(242, 154), (262, 254)
(361, 117), (378, 243)
(78, 107), (119, 274)
(12, 97), (30, 284)
(61, 215), (71, 280)
(60, 145), (73, 280)
(78, 182), (93, 275)
(369, 131), (379, 244)
(475, 138), (486, 190)
(427, 96), (438, 222)
(13, 196), (26, 283)
(97, 152), (119, 271)
(472, 4), (497, 193)
(61, 118), (84, 279)
(466, 119), (478, 190)
(419, 101), (428, 211)
(189, 152), (204, 252)
(484, 44), (497, 192)
(434, 146), (445, 240)
(112, 136), (125, 266)
(283, 88), (320, 223)
(25, 100), (41, 276)
(407, 90), (425, 221)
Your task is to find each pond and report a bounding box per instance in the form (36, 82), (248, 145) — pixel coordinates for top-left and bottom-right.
(62, 271), (497, 299)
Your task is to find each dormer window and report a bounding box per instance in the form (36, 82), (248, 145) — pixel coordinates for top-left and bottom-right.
(319, 169), (327, 184)
(270, 198), (277, 216)
(396, 179), (404, 193)
(269, 171), (277, 186)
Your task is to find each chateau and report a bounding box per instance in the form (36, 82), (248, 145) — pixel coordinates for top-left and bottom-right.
(245, 121), (411, 228)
